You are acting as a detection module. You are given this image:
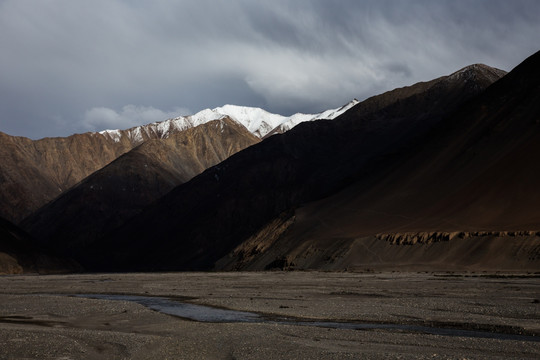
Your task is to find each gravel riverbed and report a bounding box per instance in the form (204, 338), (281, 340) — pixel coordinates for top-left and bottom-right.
(0, 271), (538, 359)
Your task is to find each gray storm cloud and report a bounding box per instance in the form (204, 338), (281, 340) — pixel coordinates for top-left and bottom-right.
(83, 105), (192, 132)
(0, 0), (539, 138)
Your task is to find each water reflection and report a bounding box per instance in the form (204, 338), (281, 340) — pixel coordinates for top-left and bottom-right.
(75, 294), (539, 342)
(76, 294), (260, 323)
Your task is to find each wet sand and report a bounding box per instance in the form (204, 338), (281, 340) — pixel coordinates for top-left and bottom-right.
(0, 271), (539, 359)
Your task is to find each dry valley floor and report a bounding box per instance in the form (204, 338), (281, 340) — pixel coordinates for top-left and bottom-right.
(0, 272), (538, 359)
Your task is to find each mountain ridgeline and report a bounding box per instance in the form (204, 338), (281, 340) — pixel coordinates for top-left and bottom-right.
(31, 60), (516, 272)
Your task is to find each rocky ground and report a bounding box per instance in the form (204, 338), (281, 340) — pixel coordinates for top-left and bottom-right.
(0, 271), (538, 359)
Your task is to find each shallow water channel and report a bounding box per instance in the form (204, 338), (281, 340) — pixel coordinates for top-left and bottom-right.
(75, 294), (539, 342)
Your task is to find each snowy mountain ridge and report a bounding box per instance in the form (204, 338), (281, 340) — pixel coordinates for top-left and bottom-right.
(97, 100), (359, 143)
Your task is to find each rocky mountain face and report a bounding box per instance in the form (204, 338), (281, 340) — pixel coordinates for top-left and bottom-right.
(22, 118), (259, 259)
(0, 131), (134, 222)
(63, 62), (508, 271)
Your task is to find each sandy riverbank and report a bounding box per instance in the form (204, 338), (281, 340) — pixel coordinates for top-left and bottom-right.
(0, 271), (538, 359)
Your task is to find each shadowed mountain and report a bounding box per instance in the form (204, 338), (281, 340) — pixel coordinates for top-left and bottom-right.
(22, 118), (259, 261)
(73, 62), (507, 271)
(0, 217), (80, 274)
(219, 51), (540, 272)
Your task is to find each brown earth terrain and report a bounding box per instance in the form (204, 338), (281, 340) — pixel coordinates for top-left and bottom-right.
(219, 229), (539, 272)
(0, 131), (136, 223)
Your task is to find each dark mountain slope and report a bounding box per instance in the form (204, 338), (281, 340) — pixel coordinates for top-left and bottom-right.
(220, 50), (540, 271)
(86, 63), (505, 271)
(22, 118), (259, 262)
(0, 217), (80, 274)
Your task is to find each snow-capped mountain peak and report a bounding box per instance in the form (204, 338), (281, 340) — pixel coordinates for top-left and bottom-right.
(207, 100), (360, 138)
(97, 100), (359, 143)
(270, 99), (359, 135)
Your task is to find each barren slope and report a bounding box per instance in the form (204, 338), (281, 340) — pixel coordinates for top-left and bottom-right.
(0, 132), (139, 222)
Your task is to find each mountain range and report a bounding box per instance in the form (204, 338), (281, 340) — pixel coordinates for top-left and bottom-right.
(0, 99), (357, 273)
(79, 61), (512, 271)
(3, 50), (540, 274)
(0, 101), (356, 224)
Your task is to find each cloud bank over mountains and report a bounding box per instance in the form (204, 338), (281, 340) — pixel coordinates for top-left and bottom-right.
(83, 105), (191, 132)
(1, 0), (539, 138)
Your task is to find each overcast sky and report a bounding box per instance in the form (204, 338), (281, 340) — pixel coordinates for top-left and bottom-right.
(1, 0), (539, 139)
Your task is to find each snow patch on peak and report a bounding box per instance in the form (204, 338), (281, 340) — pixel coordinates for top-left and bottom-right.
(95, 99), (359, 142)
(189, 108), (222, 125)
(212, 105), (288, 137)
(208, 100), (359, 138)
(269, 99), (360, 135)
(315, 99), (360, 120)
(98, 129), (122, 143)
